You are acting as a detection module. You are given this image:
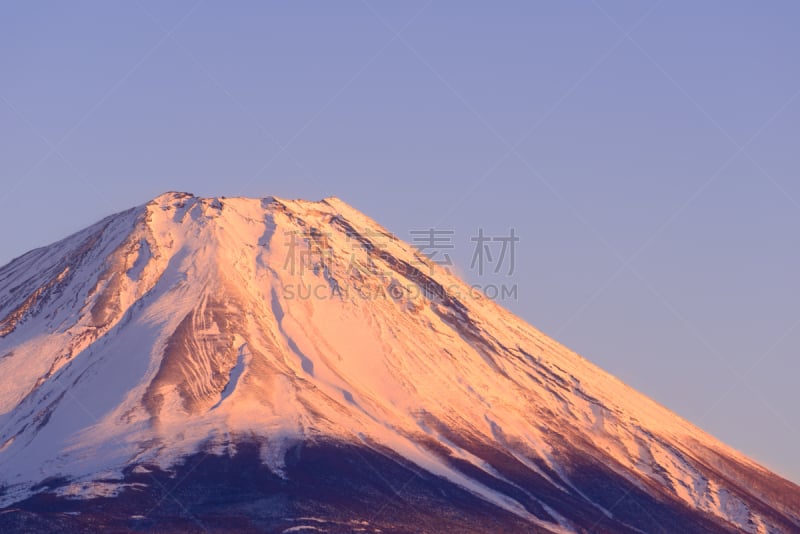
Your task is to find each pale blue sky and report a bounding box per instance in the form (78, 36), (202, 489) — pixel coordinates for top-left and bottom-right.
(2, 1), (799, 482)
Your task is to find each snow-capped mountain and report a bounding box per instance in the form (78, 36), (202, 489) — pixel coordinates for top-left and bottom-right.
(0, 192), (797, 533)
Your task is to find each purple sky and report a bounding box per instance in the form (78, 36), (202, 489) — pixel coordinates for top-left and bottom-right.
(1, 1), (799, 482)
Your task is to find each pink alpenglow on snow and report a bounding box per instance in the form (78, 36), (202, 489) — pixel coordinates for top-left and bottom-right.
(0, 193), (797, 533)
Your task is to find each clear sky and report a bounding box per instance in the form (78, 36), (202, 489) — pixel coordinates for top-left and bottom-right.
(2, 1), (799, 483)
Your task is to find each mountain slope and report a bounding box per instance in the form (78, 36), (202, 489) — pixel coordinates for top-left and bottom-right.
(0, 192), (797, 533)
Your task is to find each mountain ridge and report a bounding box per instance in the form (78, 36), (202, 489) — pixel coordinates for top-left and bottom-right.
(0, 192), (797, 533)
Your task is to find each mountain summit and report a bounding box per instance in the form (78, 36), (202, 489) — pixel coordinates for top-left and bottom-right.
(0, 192), (797, 533)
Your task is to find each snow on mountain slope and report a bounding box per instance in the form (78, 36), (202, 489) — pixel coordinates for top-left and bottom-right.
(0, 192), (798, 533)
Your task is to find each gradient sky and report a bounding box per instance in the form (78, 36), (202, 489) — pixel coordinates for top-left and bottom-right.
(2, 1), (799, 483)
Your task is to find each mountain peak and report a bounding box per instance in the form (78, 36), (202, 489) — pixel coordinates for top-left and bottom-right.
(0, 195), (798, 532)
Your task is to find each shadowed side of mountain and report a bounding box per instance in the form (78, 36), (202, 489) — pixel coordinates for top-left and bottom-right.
(0, 440), (548, 534)
(0, 438), (765, 534)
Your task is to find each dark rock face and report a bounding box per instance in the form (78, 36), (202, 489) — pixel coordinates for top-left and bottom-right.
(0, 438), (772, 533)
(0, 441), (538, 533)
